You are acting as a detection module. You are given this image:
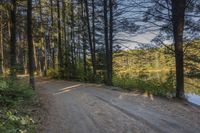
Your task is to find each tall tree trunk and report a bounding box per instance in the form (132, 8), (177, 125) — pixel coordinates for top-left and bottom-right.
(104, 0), (112, 85)
(10, 0), (17, 78)
(84, 0), (96, 78)
(33, 45), (39, 74)
(83, 33), (87, 79)
(171, 0), (186, 98)
(62, 0), (69, 78)
(80, 0), (87, 79)
(0, 12), (5, 74)
(62, 0), (67, 56)
(27, 0), (35, 89)
(92, 0), (96, 74)
(24, 49), (28, 75)
(19, 32), (28, 74)
(70, 0), (75, 76)
(52, 48), (55, 69)
(50, 0), (55, 69)
(108, 0), (113, 85)
(77, 0), (81, 65)
(57, 0), (63, 78)
(39, 0), (47, 76)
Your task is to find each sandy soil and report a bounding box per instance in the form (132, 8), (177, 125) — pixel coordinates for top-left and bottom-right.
(36, 78), (200, 133)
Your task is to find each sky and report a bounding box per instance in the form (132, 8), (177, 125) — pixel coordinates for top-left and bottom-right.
(116, 32), (157, 50)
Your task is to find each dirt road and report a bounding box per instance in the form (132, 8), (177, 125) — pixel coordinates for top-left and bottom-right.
(36, 78), (200, 133)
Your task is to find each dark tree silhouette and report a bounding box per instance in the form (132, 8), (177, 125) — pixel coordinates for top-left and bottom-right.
(27, 0), (35, 89)
(10, 0), (17, 77)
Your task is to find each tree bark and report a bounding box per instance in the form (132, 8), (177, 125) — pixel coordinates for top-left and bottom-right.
(50, 0), (55, 69)
(62, 0), (67, 56)
(84, 0), (96, 78)
(38, 0), (47, 76)
(70, 0), (75, 77)
(171, 0), (186, 98)
(57, 0), (64, 78)
(27, 0), (35, 89)
(0, 12), (5, 74)
(33, 45), (39, 74)
(10, 0), (17, 78)
(108, 0), (113, 85)
(104, 0), (112, 85)
(80, 0), (87, 80)
(62, 0), (70, 78)
(92, 0), (96, 74)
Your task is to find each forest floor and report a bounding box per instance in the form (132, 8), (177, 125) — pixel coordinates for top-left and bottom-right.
(36, 77), (200, 133)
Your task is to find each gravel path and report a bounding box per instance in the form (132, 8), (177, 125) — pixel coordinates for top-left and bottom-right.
(36, 78), (200, 133)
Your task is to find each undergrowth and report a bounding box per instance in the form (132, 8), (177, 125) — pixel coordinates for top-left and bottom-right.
(113, 72), (176, 97)
(0, 78), (39, 133)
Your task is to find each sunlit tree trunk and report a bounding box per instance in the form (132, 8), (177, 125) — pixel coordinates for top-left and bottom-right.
(33, 45), (39, 74)
(57, 0), (64, 78)
(38, 0), (47, 76)
(0, 12), (5, 74)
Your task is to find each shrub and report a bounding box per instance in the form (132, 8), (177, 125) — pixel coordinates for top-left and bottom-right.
(0, 110), (36, 133)
(113, 72), (176, 97)
(47, 68), (60, 79)
(0, 78), (37, 133)
(0, 78), (34, 107)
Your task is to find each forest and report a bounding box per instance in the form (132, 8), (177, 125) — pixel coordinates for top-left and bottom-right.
(0, 0), (200, 133)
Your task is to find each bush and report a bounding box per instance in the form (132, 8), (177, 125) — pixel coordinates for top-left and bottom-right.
(0, 78), (37, 133)
(0, 110), (36, 133)
(0, 78), (34, 107)
(47, 68), (60, 79)
(113, 72), (176, 97)
(47, 66), (105, 83)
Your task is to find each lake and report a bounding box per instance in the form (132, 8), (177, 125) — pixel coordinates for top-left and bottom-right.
(186, 93), (200, 106)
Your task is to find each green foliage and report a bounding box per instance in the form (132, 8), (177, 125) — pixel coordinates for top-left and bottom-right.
(0, 110), (36, 133)
(184, 40), (200, 78)
(0, 79), (34, 107)
(113, 71), (176, 97)
(47, 68), (60, 79)
(71, 65), (85, 81)
(113, 48), (175, 75)
(185, 78), (200, 94)
(113, 44), (200, 96)
(0, 78), (38, 133)
(48, 65), (105, 83)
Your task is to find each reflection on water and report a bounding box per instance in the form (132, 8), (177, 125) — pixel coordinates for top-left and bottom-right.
(130, 71), (200, 104)
(186, 93), (200, 106)
(134, 71), (200, 95)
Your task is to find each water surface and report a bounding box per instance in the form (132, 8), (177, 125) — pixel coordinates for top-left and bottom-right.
(186, 93), (200, 106)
